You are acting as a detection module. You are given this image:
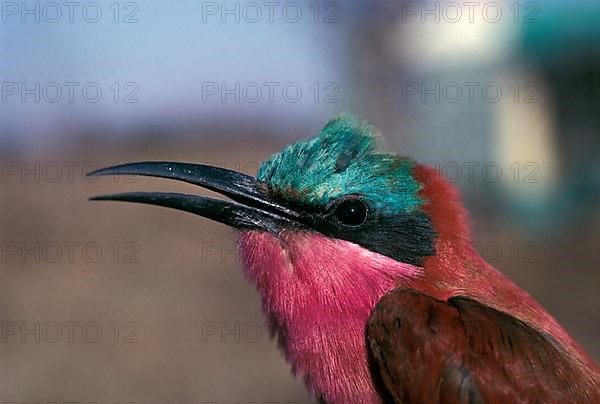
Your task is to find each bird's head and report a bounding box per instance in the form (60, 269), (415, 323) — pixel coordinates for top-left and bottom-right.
(90, 114), (469, 317)
(252, 114), (436, 265)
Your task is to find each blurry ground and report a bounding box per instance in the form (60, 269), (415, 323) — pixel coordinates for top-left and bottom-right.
(1, 134), (599, 403)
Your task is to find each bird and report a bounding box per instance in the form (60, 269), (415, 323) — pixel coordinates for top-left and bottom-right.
(88, 114), (600, 403)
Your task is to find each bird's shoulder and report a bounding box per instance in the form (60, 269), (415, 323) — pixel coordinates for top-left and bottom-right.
(366, 288), (600, 404)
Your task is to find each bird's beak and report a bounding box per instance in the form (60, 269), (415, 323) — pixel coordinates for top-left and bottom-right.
(87, 162), (303, 233)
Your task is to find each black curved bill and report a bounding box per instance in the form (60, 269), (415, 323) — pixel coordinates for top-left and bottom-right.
(87, 162), (303, 232)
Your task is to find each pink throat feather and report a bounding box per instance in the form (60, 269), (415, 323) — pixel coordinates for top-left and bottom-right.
(239, 231), (422, 404)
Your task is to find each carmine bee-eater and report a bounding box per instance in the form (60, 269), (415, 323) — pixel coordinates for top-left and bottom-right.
(89, 115), (600, 403)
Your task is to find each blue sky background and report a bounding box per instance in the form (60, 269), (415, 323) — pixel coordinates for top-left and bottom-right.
(1, 1), (351, 149)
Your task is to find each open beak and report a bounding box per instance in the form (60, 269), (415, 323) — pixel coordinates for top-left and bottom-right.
(87, 162), (303, 233)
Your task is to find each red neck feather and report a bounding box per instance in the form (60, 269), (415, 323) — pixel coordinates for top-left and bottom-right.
(414, 164), (600, 375)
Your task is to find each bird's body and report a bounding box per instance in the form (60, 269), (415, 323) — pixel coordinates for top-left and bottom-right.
(90, 115), (600, 403)
(240, 162), (600, 403)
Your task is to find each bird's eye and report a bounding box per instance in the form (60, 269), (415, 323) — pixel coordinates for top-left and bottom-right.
(331, 197), (369, 227)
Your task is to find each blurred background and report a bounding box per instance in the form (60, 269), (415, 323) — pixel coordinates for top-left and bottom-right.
(1, 0), (599, 402)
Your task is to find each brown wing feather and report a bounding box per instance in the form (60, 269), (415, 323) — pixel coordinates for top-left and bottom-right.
(366, 288), (600, 404)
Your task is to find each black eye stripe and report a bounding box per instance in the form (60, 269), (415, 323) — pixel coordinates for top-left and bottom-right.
(273, 193), (436, 266)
